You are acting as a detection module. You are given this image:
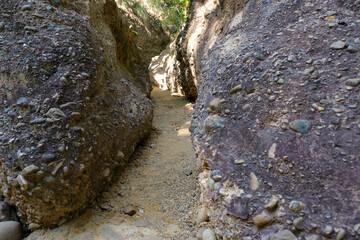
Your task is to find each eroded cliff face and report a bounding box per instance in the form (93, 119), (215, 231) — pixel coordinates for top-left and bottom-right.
(0, 0), (166, 229)
(174, 0), (360, 238)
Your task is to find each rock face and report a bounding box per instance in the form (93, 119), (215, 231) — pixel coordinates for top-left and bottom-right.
(171, 0), (360, 238)
(0, 0), (164, 228)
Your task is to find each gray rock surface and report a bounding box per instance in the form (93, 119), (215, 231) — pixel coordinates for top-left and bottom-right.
(0, 221), (23, 240)
(0, 0), (160, 228)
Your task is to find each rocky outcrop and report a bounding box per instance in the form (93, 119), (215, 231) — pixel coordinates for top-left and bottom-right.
(149, 42), (181, 93)
(0, 0), (161, 229)
(174, 0), (360, 238)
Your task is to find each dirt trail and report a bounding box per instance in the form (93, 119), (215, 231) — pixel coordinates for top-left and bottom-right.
(26, 87), (200, 240)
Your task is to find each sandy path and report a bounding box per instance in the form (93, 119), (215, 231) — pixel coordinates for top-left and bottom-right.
(26, 87), (200, 240)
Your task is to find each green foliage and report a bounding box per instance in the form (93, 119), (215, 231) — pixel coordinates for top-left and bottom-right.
(160, 0), (189, 33)
(119, 0), (189, 35)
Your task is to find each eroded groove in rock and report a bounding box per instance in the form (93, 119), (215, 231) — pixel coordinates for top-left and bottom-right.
(0, 0), (165, 229)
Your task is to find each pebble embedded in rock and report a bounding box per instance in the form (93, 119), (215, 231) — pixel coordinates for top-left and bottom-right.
(16, 174), (28, 190)
(197, 207), (209, 223)
(289, 201), (305, 211)
(323, 225), (333, 236)
(264, 195), (279, 210)
(230, 84), (243, 94)
(293, 217), (304, 230)
(250, 172), (259, 190)
(336, 228), (346, 240)
(123, 205), (137, 216)
(28, 223), (41, 230)
(21, 165), (39, 176)
(345, 78), (360, 86)
(304, 234), (321, 240)
(0, 22), (4, 31)
(253, 211), (272, 227)
(242, 104), (251, 111)
(0, 221), (23, 240)
(210, 170), (222, 182)
(270, 230), (297, 240)
(16, 97), (28, 108)
(209, 98), (222, 113)
(354, 224), (360, 235)
(288, 55), (297, 62)
(46, 108), (66, 120)
(204, 115), (225, 133)
(330, 41), (347, 50)
(21, 5), (32, 11)
(208, 177), (215, 191)
(60, 102), (77, 110)
(202, 228), (216, 240)
(289, 120), (312, 134)
(41, 153), (56, 162)
(30, 117), (46, 124)
(24, 26), (38, 32)
(347, 44), (358, 53)
(303, 68), (315, 76)
(133, 219), (153, 227)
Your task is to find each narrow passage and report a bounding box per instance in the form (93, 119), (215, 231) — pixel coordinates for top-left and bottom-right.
(27, 87), (200, 240)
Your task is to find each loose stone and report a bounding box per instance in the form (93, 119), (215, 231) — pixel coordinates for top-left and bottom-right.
(0, 22), (4, 31)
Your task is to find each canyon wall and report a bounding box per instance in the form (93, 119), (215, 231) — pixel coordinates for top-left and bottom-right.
(175, 0), (360, 238)
(0, 0), (167, 229)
